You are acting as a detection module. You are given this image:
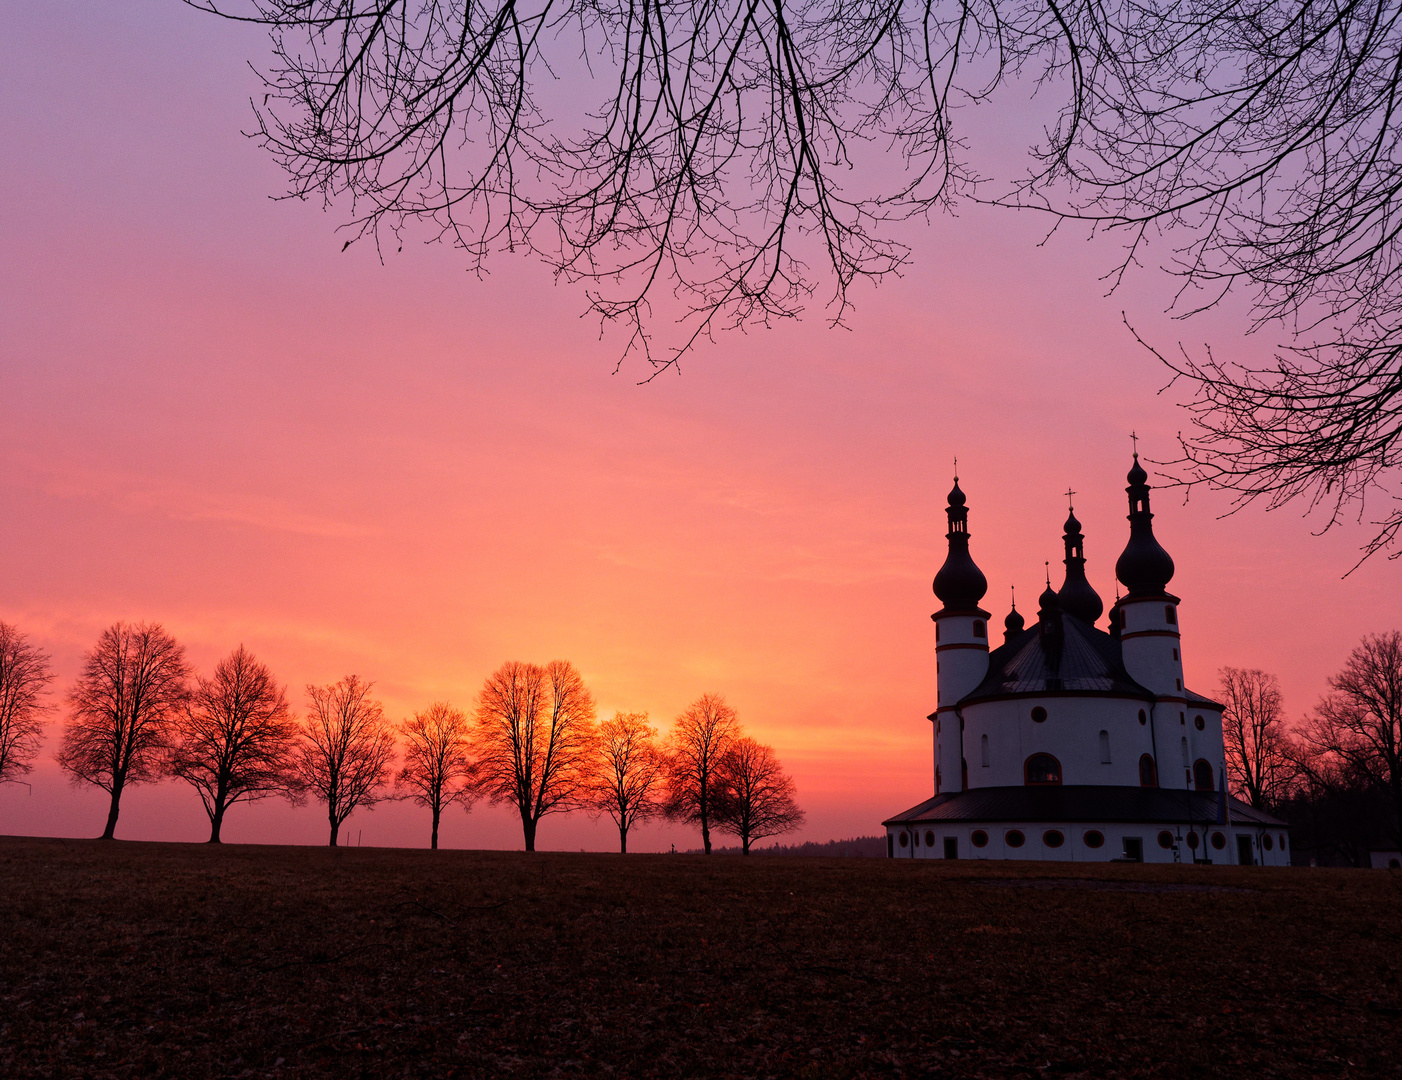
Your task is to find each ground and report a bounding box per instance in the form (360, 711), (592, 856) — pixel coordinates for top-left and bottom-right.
(1, 837), (1398, 1078)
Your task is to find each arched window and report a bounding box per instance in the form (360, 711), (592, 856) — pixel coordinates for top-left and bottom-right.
(981, 733), (990, 767)
(1025, 753), (1062, 785)
(1194, 759), (1214, 792)
(1139, 754), (1158, 787)
(1099, 730), (1111, 764)
(973, 620), (986, 638)
(1165, 605), (1177, 624)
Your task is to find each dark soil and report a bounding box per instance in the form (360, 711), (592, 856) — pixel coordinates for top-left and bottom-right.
(1, 836), (1399, 1078)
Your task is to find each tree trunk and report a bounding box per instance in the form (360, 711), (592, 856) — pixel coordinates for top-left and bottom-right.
(523, 814), (537, 852)
(329, 816), (340, 847)
(431, 805), (440, 851)
(742, 833), (751, 855)
(101, 784), (123, 840)
(208, 800), (226, 844)
(619, 824), (628, 854)
(700, 804), (712, 854)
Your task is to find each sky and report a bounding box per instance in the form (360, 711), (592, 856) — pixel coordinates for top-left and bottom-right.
(1, 3), (1398, 852)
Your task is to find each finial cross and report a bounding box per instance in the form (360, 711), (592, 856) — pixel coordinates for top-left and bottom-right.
(1065, 486), (1076, 510)
(1130, 431), (1139, 456)
(1044, 560), (1051, 587)
(953, 455), (958, 481)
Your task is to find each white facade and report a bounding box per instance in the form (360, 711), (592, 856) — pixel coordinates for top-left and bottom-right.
(884, 459), (1289, 864)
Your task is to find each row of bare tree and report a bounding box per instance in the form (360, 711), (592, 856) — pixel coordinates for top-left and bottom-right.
(1220, 631), (1402, 864)
(0, 621), (803, 852)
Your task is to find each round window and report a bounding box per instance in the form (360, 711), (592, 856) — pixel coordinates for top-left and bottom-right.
(1138, 709), (1147, 726)
(1158, 831), (1174, 849)
(898, 832), (909, 847)
(1186, 831), (1199, 850)
(1194, 715), (1206, 731)
(925, 830), (936, 848)
(1280, 834), (1288, 849)
(1211, 831), (1226, 850)
(1006, 830), (1025, 848)
(1043, 830), (1064, 848)
(1262, 834), (1274, 851)
(1083, 830), (1104, 849)
(1031, 706), (1048, 723)
(971, 830), (989, 848)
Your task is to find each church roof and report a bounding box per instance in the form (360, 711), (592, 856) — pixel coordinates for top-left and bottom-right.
(883, 786), (1287, 828)
(959, 612), (1153, 704)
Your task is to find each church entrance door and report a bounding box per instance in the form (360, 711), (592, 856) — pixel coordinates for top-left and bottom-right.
(1237, 835), (1255, 866)
(943, 837), (958, 860)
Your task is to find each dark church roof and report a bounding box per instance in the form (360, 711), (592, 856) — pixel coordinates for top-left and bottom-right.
(959, 612), (1154, 705)
(884, 786), (1287, 828)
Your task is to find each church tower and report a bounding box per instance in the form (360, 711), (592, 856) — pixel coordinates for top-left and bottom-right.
(931, 477), (989, 794)
(1113, 454), (1185, 701)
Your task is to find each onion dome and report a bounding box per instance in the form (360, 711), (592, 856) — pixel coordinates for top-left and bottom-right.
(1038, 582), (1060, 613)
(933, 478), (988, 610)
(1114, 454), (1175, 596)
(1004, 595), (1025, 641)
(1056, 503), (1104, 624)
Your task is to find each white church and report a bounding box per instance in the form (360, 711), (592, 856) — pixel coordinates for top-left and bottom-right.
(884, 455), (1291, 865)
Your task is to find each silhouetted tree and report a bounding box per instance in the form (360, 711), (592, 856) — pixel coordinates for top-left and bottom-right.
(397, 702), (477, 850)
(1219, 667), (1293, 811)
(591, 711), (664, 853)
(0, 622), (55, 786)
(168, 645), (303, 843)
(712, 737), (804, 854)
(1299, 631), (1402, 848)
(663, 693), (740, 854)
(58, 622), (191, 839)
(192, 2), (1402, 556)
(296, 675), (397, 846)
(475, 660), (597, 851)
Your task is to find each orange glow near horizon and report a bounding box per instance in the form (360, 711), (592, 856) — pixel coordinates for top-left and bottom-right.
(2, 5), (1399, 851)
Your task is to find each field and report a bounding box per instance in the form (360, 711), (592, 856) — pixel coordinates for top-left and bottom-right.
(1, 837), (1399, 1079)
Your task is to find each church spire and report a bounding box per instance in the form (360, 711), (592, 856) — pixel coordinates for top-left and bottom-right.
(1003, 585), (1025, 642)
(1114, 452), (1175, 597)
(1056, 491), (1104, 624)
(932, 474), (988, 611)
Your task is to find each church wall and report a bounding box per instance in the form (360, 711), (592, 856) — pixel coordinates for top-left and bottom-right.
(963, 696), (1158, 789)
(885, 821), (1293, 865)
(1119, 596), (1185, 697)
(933, 611), (989, 793)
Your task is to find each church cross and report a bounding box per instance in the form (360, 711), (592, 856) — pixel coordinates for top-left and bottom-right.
(1130, 431), (1139, 456)
(1065, 486), (1076, 510)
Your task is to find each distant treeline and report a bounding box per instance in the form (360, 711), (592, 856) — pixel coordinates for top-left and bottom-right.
(691, 835), (888, 858)
(0, 620), (805, 854)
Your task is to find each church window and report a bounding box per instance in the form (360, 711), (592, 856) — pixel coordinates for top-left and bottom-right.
(913, 830), (920, 847)
(1211, 831), (1226, 850)
(1195, 714), (1206, 730)
(1005, 830), (1025, 848)
(925, 830), (936, 847)
(1176, 679), (1182, 690)
(971, 830), (989, 848)
(1193, 759), (1214, 792)
(1139, 755), (1158, 787)
(898, 832), (909, 848)
(1083, 831), (1104, 849)
(973, 620), (986, 638)
(1158, 831), (1174, 849)
(1172, 648), (1179, 661)
(981, 734), (990, 767)
(1031, 706), (1048, 723)
(1280, 834), (1287, 850)
(1262, 833), (1274, 851)
(935, 623), (940, 642)
(1186, 831), (1199, 850)
(1138, 709), (1147, 726)
(1099, 730), (1111, 763)
(1024, 753), (1062, 785)
(1165, 605), (1177, 624)
(1043, 830), (1064, 848)
(1179, 712), (1185, 724)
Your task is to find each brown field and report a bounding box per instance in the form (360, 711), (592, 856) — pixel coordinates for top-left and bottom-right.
(1, 837), (1399, 1079)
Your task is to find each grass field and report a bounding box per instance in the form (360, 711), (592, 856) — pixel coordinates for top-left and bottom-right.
(1, 836), (1398, 1078)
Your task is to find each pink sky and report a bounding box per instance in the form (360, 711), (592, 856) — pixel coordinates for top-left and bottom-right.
(2, 4), (1397, 851)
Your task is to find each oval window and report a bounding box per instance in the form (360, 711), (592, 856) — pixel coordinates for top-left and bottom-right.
(1280, 834), (1287, 849)
(1043, 830), (1064, 848)
(1138, 709), (1147, 726)
(1195, 715), (1206, 731)
(1083, 830), (1104, 849)
(1158, 831), (1174, 849)
(1031, 706), (1048, 723)
(1262, 834), (1274, 851)
(971, 830), (989, 848)
(1211, 831), (1226, 850)
(1006, 830), (1025, 848)
(1186, 831), (1199, 850)
(925, 830), (936, 848)
(912, 830), (920, 847)
(898, 832), (909, 847)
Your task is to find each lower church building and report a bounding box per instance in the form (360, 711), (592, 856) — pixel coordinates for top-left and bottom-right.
(884, 455), (1290, 865)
